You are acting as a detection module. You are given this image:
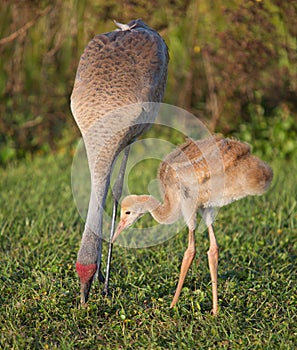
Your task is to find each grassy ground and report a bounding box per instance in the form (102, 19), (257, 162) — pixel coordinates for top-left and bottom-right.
(1, 152), (296, 349)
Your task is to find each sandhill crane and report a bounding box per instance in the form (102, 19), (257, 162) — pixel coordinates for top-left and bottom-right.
(112, 135), (273, 315)
(71, 19), (169, 304)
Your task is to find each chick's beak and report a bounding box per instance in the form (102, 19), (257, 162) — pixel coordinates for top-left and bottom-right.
(112, 219), (127, 243)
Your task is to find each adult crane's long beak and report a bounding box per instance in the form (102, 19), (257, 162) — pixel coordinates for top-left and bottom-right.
(80, 281), (92, 305)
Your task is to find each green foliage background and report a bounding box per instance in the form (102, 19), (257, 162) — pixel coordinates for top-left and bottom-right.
(0, 0), (296, 163)
(1, 2), (296, 348)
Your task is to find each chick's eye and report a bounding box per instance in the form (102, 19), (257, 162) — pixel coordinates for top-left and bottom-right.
(125, 211), (131, 215)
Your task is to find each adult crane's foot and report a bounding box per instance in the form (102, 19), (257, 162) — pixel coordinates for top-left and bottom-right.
(101, 287), (111, 297)
(76, 262), (97, 304)
(101, 280), (112, 297)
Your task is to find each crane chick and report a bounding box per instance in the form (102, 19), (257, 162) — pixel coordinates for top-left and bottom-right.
(113, 135), (273, 315)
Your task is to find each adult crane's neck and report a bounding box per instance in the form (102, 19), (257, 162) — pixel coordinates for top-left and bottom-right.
(140, 195), (181, 225)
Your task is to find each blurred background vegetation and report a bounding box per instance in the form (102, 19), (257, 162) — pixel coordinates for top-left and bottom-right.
(0, 0), (296, 164)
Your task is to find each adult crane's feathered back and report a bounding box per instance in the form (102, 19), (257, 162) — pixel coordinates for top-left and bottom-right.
(71, 20), (168, 133)
(71, 20), (169, 303)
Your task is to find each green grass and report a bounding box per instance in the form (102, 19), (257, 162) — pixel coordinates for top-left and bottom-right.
(0, 153), (296, 349)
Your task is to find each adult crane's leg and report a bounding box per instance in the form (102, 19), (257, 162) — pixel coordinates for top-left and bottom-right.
(97, 213), (105, 284)
(207, 224), (219, 315)
(102, 145), (130, 296)
(170, 228), (196, 308)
